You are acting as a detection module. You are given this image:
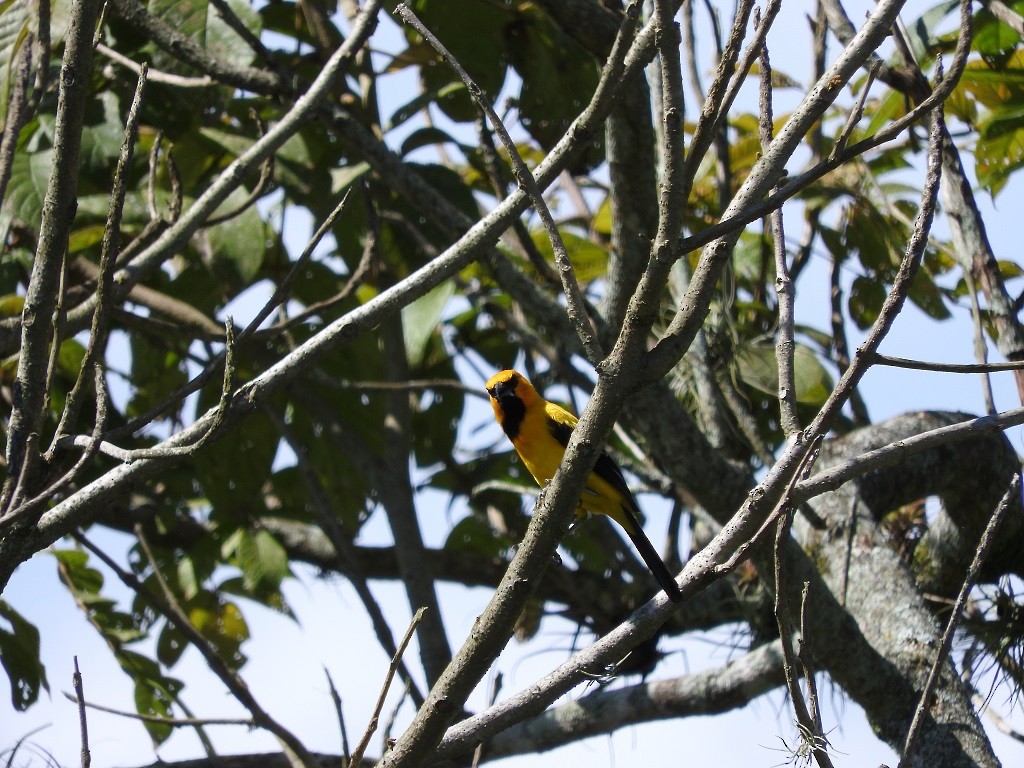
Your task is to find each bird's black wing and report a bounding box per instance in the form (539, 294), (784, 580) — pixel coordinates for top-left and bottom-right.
(545, 416), (640, 513)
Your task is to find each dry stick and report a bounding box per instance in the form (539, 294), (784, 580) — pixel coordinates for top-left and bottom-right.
(206, 0), (277, 69)
(773, 507), (835, 768)
(380, 680), (413, 755)
(73, 657), (90, 768)
(898, 474), (1022, 767)
(350, 608), (426, 767)
(470, 672), (504, 768)
(3, 0), (104, 510)
(473, 115), (559, 285)
(28, 0), (51, 115)
(394, 3), (603, 365)
(74, 529), (321, 768)
(680, 0), (767, 187)
(964, 269), (998, 415)
(869, 353), (1024, 374)
(757, 16), (799, 437)
(96, 43), (214, 87)
(797, 583), (824, 735)
(62, 691), (253, 727)
(829, 247), (870, 425)
(973, 691), (1024, 744)
(712, 434), (823, 577)
(108, 0), (284, 94)
(204, 112), (275, 227)
(829, 60), (880, 162)
(324, 669), (352, 763)
(274, 204), (376, 331)
(0, 35), (33, 206)
(238, 190), (352, 343)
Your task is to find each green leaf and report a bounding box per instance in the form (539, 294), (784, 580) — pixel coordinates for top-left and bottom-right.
(973, 7), (1023, 56)
(406, 0), (511, 122)
(192, 405), (279, 521)
(127, 333), (188, 420)
(529, 228), (609, 283)
(2, 147), (52, 227)
(204, 187), (270, 288)
(506, 10), (603, 166)
(734, 343), (834, 405)
(977, 106), (1024, 194)
(119, 649), (182, 746)
(145, 0), (260, 76)
(206, 0), (262, 67)
(848, 275), (887, 329)
(53, 548), (104, 595)
(0, 0), (28, 126)
(0, 600), (48, 710)
(904, 0), (960, 60)
(402, 280), (455, 367)
(399, 126), (462, 156)
(229, 528), (290, 593)
(444, 515), (511, 559)
(0, 293), (22, 317)
(185, 592), (249, 668)
(909, 267), (952, 320)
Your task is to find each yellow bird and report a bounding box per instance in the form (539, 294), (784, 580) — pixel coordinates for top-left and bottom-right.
(485, 369), (683, 603)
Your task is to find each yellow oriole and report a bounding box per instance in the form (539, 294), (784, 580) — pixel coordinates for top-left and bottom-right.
(485, 369), (683, 603)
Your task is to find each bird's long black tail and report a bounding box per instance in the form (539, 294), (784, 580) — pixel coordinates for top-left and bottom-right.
(619, 506), (684, 603)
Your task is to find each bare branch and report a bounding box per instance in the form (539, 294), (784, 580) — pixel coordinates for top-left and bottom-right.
(73, 657), (90, 768)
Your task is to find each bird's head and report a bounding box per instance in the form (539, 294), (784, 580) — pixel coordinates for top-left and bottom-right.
(485, 370), (541, 434)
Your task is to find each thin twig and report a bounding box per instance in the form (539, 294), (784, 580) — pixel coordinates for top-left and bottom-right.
(96, 43), (214, 87)
(239, 190), (352, 342)
(898, 474), (1022, 766)
(870, 352), (1024, 374)
(714, 435), (823, 576)
(773, 507), (835, 768)
(73, 657), (90, 768)
(471, 671), (504, 768)
(964, 269), (998, 414)
(830, 60), (880, 161)
(798, 582), (825, 736)
(0, 34), (33, 206)
(350, 608), (426, 766)
(757, 15), (799, 436)
(324, 668), (351, 763)
(62, 691), (253, 727)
